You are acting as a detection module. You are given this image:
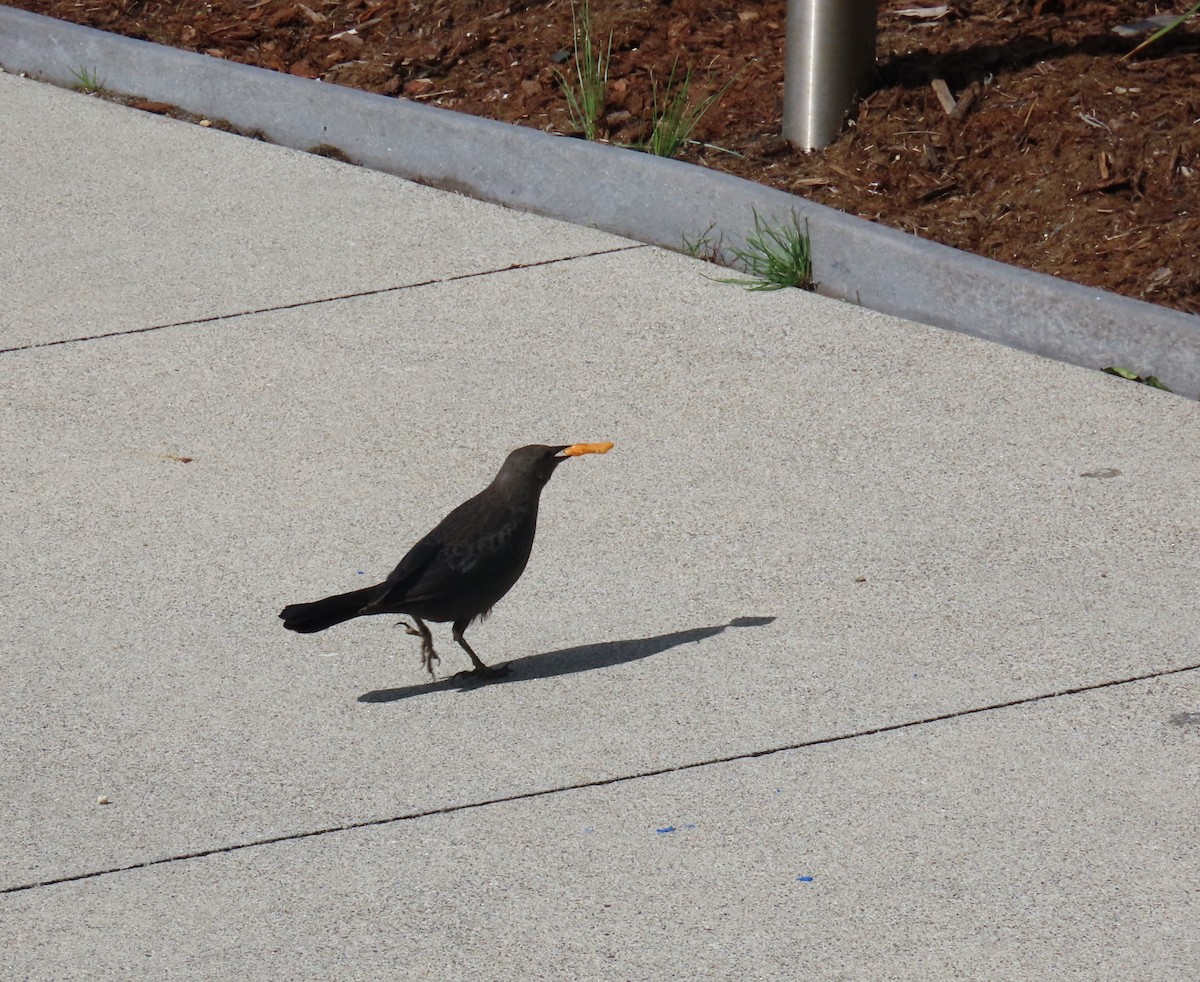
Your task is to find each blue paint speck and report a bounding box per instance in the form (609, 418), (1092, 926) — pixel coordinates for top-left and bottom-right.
(796, 875), (814, 882)
(656, 826), (676, 835)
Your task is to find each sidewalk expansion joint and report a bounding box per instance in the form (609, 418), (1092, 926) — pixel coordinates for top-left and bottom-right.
(4, 658), (1196, 896)
(0, 244), (647, 355)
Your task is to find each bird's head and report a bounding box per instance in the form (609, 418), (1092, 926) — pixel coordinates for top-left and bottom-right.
(495, 442), (614, 488)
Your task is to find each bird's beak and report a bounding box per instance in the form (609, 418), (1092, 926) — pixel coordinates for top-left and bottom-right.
(556, 442), (615, 459)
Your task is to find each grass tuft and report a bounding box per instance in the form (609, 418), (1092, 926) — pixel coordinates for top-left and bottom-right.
(69, 66), (105, 94)
(679, 223), (726, 263)
(644, 58), (743, 159)
(555, 0), (611, 141)
(717, 211), (815, 291)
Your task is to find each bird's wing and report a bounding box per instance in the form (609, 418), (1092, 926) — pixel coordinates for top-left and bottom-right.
(370, 533), (443, 608)
(393, 501), (533, 607)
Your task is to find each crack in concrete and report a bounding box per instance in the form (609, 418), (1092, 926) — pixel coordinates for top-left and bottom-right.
(0, 244), (647, 354)
(5, 659), (1196, 896)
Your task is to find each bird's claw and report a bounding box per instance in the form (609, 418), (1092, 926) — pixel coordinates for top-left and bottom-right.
(452, 662), (513, 684)
(397, 620), (440, 677)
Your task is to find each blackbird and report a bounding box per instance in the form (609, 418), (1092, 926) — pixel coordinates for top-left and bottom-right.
(279, 442), (613, 678)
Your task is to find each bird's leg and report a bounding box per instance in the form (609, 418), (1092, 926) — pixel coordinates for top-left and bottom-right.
(396, 617), (439, 677)
(452, 619), (512, 679)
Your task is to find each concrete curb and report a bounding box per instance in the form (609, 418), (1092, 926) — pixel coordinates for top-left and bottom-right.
(3, 4), (1197, 395)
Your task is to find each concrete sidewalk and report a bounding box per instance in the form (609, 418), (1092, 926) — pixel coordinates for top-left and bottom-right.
(2, 70), (1198, 979)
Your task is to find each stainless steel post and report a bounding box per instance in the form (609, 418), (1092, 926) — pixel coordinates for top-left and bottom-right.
(783, 0), (878, 150)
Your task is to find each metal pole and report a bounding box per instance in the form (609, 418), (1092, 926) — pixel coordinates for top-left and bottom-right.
(783, 0), (878, 150)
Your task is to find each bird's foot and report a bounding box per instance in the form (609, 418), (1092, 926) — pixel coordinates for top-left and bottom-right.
(451, 662), (513, 684)
(396, 621), (440, 677)
(419, 643), (441, 677)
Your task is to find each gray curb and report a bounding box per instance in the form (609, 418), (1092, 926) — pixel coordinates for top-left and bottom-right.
(3, 5), (1198, 396)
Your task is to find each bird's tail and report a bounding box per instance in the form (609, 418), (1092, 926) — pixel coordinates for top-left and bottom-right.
(279, 586), (378, 634)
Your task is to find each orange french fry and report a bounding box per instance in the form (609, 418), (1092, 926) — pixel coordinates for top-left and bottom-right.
(561, 441), (614, 457)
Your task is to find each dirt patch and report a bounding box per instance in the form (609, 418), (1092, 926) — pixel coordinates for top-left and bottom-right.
(11, 0), (1200, 314)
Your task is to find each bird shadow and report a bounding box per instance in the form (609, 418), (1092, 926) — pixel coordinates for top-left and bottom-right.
(357, 615), (776, 703)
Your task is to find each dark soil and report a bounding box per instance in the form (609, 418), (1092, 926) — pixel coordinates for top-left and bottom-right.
(12, 0), (1200, 313)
